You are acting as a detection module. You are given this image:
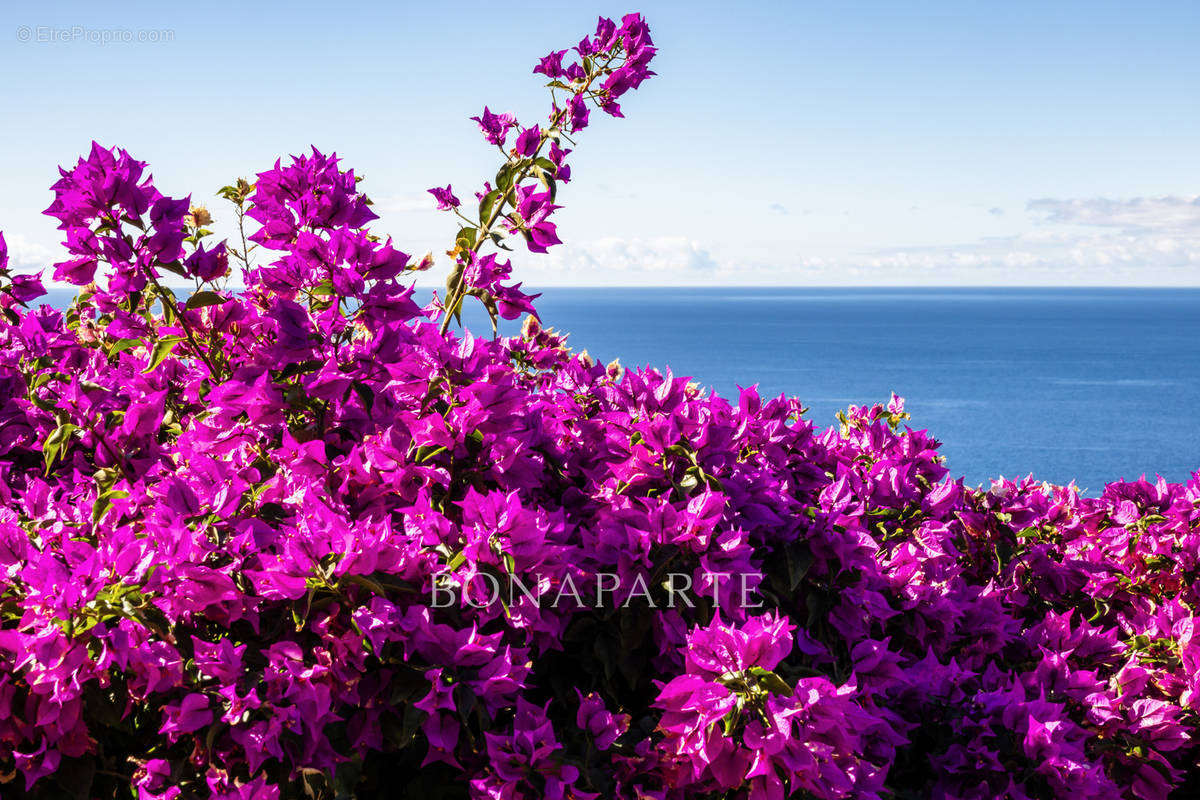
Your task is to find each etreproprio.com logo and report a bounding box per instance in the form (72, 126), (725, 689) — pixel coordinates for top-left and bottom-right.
(16, 25), (176, 44)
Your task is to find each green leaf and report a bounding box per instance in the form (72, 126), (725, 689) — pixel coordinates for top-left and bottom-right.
(350, 381), (375, 413)
(532, 158), (559, 200)
(30, 371), (68, 390)
(275, 359), (324, 380)
(445, 262), (465, 296)
(456, 227), (478, 252)
(478, 188), (502, 226)
(539, 172), (557, 201)
(785, 541), (814, 591)
(159, 260), (189, 279)
(332, 756), (365, 800)
(92, 489), (130, 525)
(467, 287), (500, 334)
(293, 587), (315, 631)
(413, 444), (449, 463)
(160, 295), (178, 324)
(42, 423), (79, 472)
(748, 666), (794, 696)
(29, 393), (60, 412)
(106, 338), (142, 357)
(143, 336), (185, 374)
(185, 291), (227, 309)
(342, 573), (388, 598)
(396, 701), (425, 750)
(495, 164), (516, 195)
(1087, 596), (1110, 623)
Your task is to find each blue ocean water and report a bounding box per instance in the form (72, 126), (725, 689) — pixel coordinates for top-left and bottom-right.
(38, 286), (1200, 494)
(479, 287), (1200, 495)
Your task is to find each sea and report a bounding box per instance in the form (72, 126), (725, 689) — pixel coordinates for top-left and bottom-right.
(39, 286), (1200, 496)
(483, 287), (1200, 496)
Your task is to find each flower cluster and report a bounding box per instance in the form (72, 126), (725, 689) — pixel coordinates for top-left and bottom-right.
(1, 12), (1200, 800)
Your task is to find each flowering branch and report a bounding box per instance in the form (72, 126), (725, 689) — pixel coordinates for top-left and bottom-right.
(435, 13), (656, 334)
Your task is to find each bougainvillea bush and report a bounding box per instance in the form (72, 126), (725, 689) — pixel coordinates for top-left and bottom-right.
(2, 12), (1200, 800)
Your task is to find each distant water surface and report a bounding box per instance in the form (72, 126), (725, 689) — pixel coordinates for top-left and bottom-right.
(40, 286), (1200, 494)
(488, 287), (1200, 495)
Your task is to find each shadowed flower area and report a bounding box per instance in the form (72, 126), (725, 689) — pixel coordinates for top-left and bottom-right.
(1, 11), (1199, 800)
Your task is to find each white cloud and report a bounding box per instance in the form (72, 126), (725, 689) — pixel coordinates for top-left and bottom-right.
(829, 195), (1200, 285)
(493, 209), (1200, 286)
(11, 193), (1198, 289)
(1026, 195), (1200, 232)
(3, 233), (55, 271)
(371, 192), (437, 213)
(529, 236), (720, 285)
(865, 233), (1197, 269)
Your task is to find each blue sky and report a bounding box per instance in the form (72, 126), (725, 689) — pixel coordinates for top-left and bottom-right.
(3, 0), (1198, 286)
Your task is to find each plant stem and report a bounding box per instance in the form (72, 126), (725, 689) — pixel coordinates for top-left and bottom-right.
(149, 274), (222, 379)
(438, 55), (613, 335)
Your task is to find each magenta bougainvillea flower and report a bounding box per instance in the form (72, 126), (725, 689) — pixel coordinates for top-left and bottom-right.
(534, 49), (569, 79)
(428, 184), (461, 211)
(470, 107), (518, 147)
(514, 126), (541, 158)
